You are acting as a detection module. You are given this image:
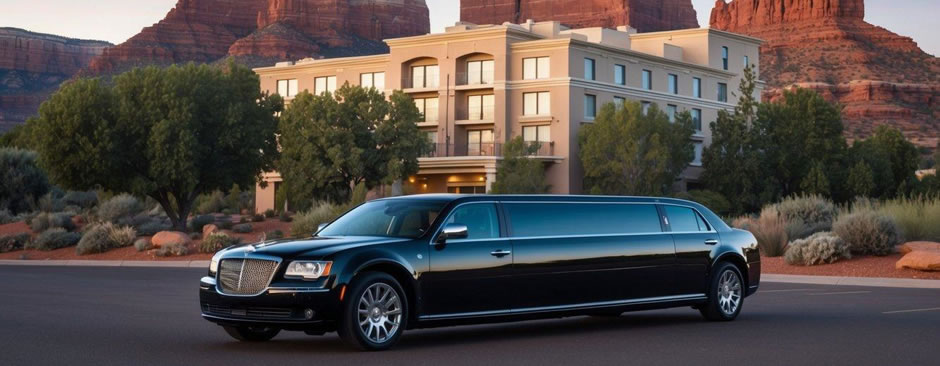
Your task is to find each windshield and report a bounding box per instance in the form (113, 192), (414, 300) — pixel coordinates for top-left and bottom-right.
(317, 200), (448, 239)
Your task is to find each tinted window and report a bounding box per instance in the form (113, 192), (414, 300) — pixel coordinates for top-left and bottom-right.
(665, 206), (709, 232)
(506, 203), (662, 237)
(445, 203), (499, 240)
(319, 200), (447, 238)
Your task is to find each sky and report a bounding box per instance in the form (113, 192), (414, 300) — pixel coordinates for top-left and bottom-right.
(0, 0), (937, 56)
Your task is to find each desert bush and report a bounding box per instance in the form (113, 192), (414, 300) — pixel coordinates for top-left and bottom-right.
(264, 209), (276, 218)
(833, 209), (902, 256)
(135, 219), (171, 237)
(62, 191), (98, 209)
(749, 207), (789, 257)
(76, 223), (137, 255)
(134, 238), (152, 252)
(200, 232), (240, 253)
(232, 223), (252, 234)
(292, 202), (339, 237)
(217, 219), (234, 230)
(30, 212), (75, 233)
(239, 216), (248, 224)
(0, 209), (15, 224)
(189, 215), (215, 234)
(30, 228), (82, 251)
(279, 211), (293, 222)
(195, 190), (226, 214)
(879, 197), (940, 242)
(251, 214), (265, 222)
(97, 194), (144, 224)
(0, 233), (30, 253)
(156, 241), (189, 257)
(784, 232), (851, 266)
(221, 208), (233, 216)
(38, 192), (66, 213)
(774, 194), (837, 240)
(0, 148), (51, 214)
(265, 230), (284, 240)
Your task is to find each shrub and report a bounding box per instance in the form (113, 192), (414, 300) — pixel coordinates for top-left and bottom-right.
(239, 216), (248, 224)
(264, 209), (276, 218)
(30, 212), (75, 233)
(0, 233), (30, 253)
(62, 191), (98, 209)
(749, 207), (789, 257)
(76, 223), (137, 255)
(221, 208), (233, 216)
(279, 211), (293, 222)
(30, 228), (82, 251)
(0, 209), (15, 224)
(189, 215), (215, 234)
(38, 192), (66, 213)
(156, 241), (190, 257)
(97, 194), (144, 224)
(833, 209), (902, 256)
(135, 219), (171, 237)
(251, 214), (265, 222)
(774, 194), (836, 240)
(232, 223), (252, 234)
(292, 202), (339, 237)
(784, 232), (851, 266)
(265, 230), (284, 240)
(0, 148), (51, 214)
(200, 232), (241, 253)
(134, 238), (153, 252)
(879, 197), (940, 242)
(195, 190), (226, 214)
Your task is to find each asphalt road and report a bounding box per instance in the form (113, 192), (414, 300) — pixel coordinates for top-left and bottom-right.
(1, 266), (939, 366)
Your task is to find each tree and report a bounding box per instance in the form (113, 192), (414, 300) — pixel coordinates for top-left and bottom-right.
(29, 62), (281, 231)
(865, 125), (920, 195)
(277, 85), (425, 209)
(934, 142), (940, 169)
(490, 136), (551, 194)
(0, 148), (51, 214)
(579, 101), (694, 196)
(0, 123), (33, 149)
(800, 161), (831, 197)
(846, 161), (875, 198)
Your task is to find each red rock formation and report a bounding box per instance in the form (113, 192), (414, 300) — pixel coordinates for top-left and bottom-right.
(0, 28), (111, 131)
(710, 0), (939, 147)
(460, 0), (699, 33)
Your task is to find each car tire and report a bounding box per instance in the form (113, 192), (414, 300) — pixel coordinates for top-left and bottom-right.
(338, 272), (408, 351)
(222, 326), (281, 342)
(700, 262), (744, 322)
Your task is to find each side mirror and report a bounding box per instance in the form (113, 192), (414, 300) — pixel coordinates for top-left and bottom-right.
(437, 224), (469, 243)
(315, 223), (328, 236)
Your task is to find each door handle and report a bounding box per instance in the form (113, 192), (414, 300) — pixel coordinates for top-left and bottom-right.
(704, 239), (719, 246)
(490, 250), (512, 257)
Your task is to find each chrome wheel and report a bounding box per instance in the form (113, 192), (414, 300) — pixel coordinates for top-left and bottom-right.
(357, 283), (403, 344)
(717, 270), (742, 316)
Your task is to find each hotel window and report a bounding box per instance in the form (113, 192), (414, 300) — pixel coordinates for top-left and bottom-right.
(467, 130), (495, 156)
(614, 96), (626, 108)
(717, 82), (728, 102)
(693, 77), (702, 98)
(693, 142), (704, 166)
(467, 94), (495, 121)
(314, 76), (337, 95)
(467, 60), (495, 85)
(614, 64), (626, 85)
(276, 79), (298, 98)
(360, 72), (385, 90)
(722, 46), (729, 70)
(523, 57), (550, 80)
(584, 58), (596, 80)
(642, 70), (652, 90)
(522, 125), (551, 143)
(668, 74), (678, 94)
(691, 108), (702, 133)
(584, 94), (597, 119)
(425, 131), (438, 144)
(523, 92), (551, 116)
(414, 97), (439, 123)
(743, 55), (750, 68)
(412, 65), (440, 88)
(641, 101), (652, 115)
(667, 104), (678, 123)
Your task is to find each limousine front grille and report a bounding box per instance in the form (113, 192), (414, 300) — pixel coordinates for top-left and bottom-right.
(218, 259), (279, 295)
(202, 303), (296, 320)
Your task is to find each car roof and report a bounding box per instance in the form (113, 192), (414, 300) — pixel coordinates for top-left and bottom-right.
(379, 194), (700, 206)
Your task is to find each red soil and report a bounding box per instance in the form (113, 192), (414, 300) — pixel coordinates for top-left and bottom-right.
(761, 254), (940, 280)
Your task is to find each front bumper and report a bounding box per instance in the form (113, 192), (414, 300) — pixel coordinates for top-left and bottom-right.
(199, 276), (340, 331)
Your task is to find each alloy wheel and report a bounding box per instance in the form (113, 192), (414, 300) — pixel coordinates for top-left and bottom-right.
(717, 270), (742, 316)
(357, 283), (403, 344)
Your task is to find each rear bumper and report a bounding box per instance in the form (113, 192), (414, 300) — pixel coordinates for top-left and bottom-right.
(746, 261), (761, 297)
(199, 276), (340, 331)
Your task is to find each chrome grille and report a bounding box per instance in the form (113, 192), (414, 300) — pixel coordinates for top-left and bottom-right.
(217, 258), (279, 295)
(202, 304), (295, 320)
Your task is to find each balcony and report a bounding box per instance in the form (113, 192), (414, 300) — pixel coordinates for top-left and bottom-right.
(526, 141), (555, 156)
(455, 72), (495, 90)
(421, 142), (554, 158)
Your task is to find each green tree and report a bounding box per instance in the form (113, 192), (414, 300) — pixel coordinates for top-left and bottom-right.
(0, 123), (33, 149)
(277, 86), (425, 208)
(29, 63), (281, 231)
(846, 160), (875, 198)
(490, 136), (551, 194)
(800, 161), (831, 197)
(865, 125), (919, 195)
(579, 101), (694, 195)
(0, 148), (51, 214)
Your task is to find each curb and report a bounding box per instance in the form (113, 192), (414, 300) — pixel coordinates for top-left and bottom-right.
(763, 274), (940, 289)
(0, 260), (210, 268)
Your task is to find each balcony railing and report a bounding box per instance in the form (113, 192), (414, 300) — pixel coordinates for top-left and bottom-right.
(456, 72), (495, 87)
(421, 142), (554, 158)
(526, 141), (554, 156)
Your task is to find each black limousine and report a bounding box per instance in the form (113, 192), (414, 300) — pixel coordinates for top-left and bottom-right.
(199, 195), (760, 350)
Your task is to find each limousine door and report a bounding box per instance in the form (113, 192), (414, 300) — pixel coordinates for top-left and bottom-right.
(422, 202), (513, 317)
(662, 205), (717, 295)
(506, 202), (676, 310)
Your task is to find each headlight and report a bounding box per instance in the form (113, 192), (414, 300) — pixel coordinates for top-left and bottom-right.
(209, 252), (223, 276)
(285, 261), (332, 281)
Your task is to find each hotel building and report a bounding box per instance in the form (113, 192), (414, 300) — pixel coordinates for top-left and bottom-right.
(253, 20), (763, 212)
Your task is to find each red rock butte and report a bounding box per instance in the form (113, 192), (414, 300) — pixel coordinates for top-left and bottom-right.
(460, 0), (699, 33)
(88, 0), (430, 74)
(710, 0), (940, 147)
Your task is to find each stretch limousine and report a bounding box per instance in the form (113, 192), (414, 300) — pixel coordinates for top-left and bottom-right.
(199, 195), (760, 350)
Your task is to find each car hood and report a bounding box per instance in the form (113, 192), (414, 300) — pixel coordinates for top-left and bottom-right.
(219, 236), (409, 259)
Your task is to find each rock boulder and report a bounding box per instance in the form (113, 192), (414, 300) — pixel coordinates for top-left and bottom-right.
(151, 231), (192, 249)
